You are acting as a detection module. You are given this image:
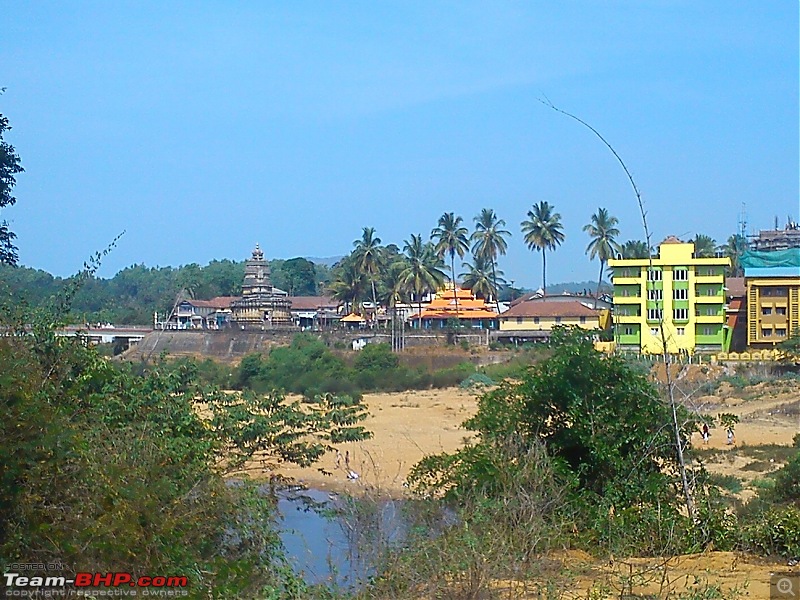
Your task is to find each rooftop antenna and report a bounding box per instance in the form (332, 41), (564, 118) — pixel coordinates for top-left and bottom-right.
(738, 203), (747, 239)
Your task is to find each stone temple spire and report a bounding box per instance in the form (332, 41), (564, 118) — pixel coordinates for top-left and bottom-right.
(252, 243), (264, 261)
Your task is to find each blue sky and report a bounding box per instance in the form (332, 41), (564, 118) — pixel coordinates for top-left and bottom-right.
(1, 1), (797, 288)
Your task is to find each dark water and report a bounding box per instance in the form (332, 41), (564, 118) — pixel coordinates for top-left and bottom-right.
(276, 487), (407, 591)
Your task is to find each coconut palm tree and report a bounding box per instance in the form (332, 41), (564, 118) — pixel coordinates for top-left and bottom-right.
(521, 201), (565, 296)
(461, 254), (505, 301)
(399, 234), (447, 328)
(720, 234), (747, 277)
(692, 234), (717, 258)
(583, 208), (621, 306)
(431, 212), (470, 319)
(353, 227), (384, 326)
(328, 257), (367, 315)
(621, 239), (651, 259)
(471, 208), (510, 315)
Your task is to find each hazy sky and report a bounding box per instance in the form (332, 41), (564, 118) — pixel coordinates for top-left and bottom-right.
(1, 1), (797, 287)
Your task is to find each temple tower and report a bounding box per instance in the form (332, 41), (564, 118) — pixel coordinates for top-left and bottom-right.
(231, 244), (293, 326)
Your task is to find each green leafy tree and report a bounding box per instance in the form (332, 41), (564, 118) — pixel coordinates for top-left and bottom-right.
(620, 239), (650, 259)
(431, 212), (470, 319)
(521, 201), (565, 296)
(0, 109), (24, 266)
(460, 254), (505, 301)
(692, 234), (718, 258)
(583, 207), (621, 305)
(399, 234), (447, 327)
(0, 301), (370, 594)
(720, 234), (747, 277)
(278, 257), (317, 296)
(328, 255), (368, 315)
(353, 227), (385, 325)
(471, 208), (510, 314)
(411, 327), (693, 510)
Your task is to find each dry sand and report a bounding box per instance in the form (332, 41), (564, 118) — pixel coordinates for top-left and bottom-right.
(238, 376), (798, 596)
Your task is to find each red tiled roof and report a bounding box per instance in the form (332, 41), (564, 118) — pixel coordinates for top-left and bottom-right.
(289, 296), (338, 310)
(726, 277), (745, 298)
(501, 300), (600, 318)
(188, 296), (239, 309)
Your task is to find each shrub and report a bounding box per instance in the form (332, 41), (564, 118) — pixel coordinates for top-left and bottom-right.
(742, 505), (800, 557)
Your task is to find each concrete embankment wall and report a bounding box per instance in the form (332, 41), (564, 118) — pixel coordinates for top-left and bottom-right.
(123, 329), (494, 364)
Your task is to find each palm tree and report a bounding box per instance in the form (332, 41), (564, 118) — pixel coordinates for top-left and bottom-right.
(353, 227), (384, 326)
(521, 201), (565, 297)
(399, 234), (447, 328)
(621, 239), (651, 259)
(471, 208), (510, 315)
(720, 233), (747, 277)
(328, 257), (367, 315)
(692, 234), (717, 258)
(431, 212), (470, 319)
(583, 208), (621, 306)
(461, 254), (505, 301)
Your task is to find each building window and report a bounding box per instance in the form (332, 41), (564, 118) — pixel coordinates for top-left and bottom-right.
(647, 289), (663, 300)
(580, 316), (586, 324)
(762, 307), (772, 316)
(762, 328), (772, 337)
(673, 269), (688, 281)
(647, 309), (662, 321)
(703, 326), (715, 336)
(676, 327), (685, 336)
(624, 327), (634, 335)
(555, 317), (562, 324)
(673, 308), (688, 321)
(647, 269), (662, 281)
(533, 317), (540, 324)
(776, 307), (787, 315)
(706, 288), (717, 296)
(776, 328), (787, 337)
(650, 328), (660, 336)
(673, 289), (688, 300)
(516, 317), (523, 324)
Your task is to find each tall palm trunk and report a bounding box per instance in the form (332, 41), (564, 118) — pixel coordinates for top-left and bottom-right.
(542, 249), (547, 298)
(370, 277), (378, 329)
(490, 259), (501, 318)
(450, 251), (460, 320)
(595, 259), (605, 309)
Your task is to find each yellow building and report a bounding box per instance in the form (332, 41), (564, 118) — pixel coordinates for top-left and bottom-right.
(497, 299), (601, 342)
(741, 249), (800, 349)
(608, 237), (730, 355)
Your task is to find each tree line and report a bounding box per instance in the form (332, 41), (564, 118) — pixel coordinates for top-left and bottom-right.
(327, 204), (748, 320)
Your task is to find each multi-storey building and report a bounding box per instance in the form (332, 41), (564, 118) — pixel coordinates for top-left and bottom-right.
(741, 249), (800, 349)
(608, 237), (730, 355)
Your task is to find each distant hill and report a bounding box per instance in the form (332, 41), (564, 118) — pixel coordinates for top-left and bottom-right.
(304, 256), (344, 267)
(542, 280), (612, 295)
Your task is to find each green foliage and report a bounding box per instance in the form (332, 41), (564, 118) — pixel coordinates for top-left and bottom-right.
(0, 297), (370, 594)
(769, 450), (800, 504)
(0, 109), (25, 266)
(742, 505), (800, 557)
(410, 326), (705, 558)
(371, 439), (572, 599)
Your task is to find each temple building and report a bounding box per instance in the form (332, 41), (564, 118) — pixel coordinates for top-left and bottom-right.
(407, 287), (498, 329)
(231, 244), (293, 327)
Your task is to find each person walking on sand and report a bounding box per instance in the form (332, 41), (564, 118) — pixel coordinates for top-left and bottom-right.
(726, 427), (735, 445)
(345, 450), (350, 469)
(702, 423), (710, 444)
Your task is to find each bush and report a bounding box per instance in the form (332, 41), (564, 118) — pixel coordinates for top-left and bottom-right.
(742, 505), (800, 557)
